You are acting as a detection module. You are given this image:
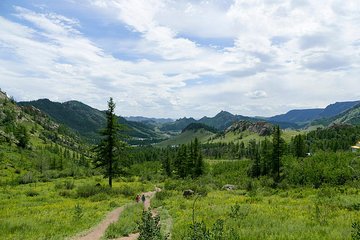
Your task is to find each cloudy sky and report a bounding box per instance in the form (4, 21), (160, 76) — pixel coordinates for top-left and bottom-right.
(0, 0), (360, 118)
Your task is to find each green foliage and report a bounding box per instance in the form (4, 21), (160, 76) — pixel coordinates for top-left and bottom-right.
(25, 189), (39, 197)
(352, 221), (360, 240)
(73, 203), (84, 220)
(93, 97), (128, 187)
(282, 151), (358, 187)
(229, 203), (249, 220)
(105, 203), (143, 238)
(173, 138), (204, 178)
(77, 184), (106, 198)
(306, 125), (360, 152)
(16, 125), (30, 148)
(138, 210), (166, 240)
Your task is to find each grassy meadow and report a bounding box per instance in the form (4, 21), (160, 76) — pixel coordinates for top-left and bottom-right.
(0, 178), (153, 240)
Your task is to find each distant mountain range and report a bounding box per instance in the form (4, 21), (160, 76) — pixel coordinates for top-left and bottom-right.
(268, 101), (360, 125)
(17, 96), (360, 146)
(124, 116), (174, 125)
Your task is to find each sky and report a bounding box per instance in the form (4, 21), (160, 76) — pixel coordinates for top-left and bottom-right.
(0, 0), (360, 119)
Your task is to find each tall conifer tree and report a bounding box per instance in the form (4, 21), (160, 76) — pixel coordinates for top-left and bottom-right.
(93, 97), (127, 187)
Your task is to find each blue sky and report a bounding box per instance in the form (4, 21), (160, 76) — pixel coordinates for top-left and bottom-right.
(0, 0), (360, 118)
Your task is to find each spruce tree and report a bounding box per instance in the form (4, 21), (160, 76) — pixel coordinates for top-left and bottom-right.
(15, 125), (29, 149)
(93, 97), (127, 187)
(193, 138), (204, 177)
(292, 134), (306, 158)
(272, 125), (285, 181)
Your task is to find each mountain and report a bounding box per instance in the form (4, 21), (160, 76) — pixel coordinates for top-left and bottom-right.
(269, 109), (323, 125)
(182, 123), (218, 133)
(198, 110), (258, 130)
(160, 117), (197, 132)
(314, 103), (360, 126)
(226, 121), (273, 136)
(268, 101), (360, 125)
(157, 124), (215, 147)
(160, 111), (260, 132)
(162, 110), (299, 132)
(318, 101), (360, 118)
(18, 99), (166, 144)
(124, 116), (174, 125)
(0, 91), (93, 182)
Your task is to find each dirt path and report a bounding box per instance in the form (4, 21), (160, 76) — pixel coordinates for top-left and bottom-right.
(74, 206), (126, 240)
(116, 188), (160, 240)
(73, 188), (159, 240)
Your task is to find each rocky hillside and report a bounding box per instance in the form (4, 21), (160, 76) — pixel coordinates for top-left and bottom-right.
(226, 121), (273, 136)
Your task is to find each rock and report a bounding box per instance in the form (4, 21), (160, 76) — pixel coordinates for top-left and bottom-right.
(222, 184), (236, 191)
(226, 121), (273, 136)
(183, 189), (194, 198)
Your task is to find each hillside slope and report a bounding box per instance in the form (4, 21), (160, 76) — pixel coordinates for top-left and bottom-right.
(269, 101), (360, 125)
(0, 92), (92, 184)
(19, 99), (166, 144)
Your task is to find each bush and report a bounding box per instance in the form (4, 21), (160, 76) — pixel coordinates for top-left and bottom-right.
(18, 172), (36, 184)
(89, 193), (110, 202)
(58, 190), (73, 198)
(77, 184), (107, 198)
(25, 189), (39, 197)
(352, 221), (360, 240)
(155, 191), (173, 201)
(138, 210), (165, 240)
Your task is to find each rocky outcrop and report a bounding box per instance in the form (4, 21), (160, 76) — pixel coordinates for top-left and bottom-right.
(226, 121), (273, 136)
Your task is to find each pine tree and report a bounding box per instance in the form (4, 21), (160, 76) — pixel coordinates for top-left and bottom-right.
(272, 125), (285, 181)
(249, 140), (261, 178)
(193, 138), (204, 177)
(292, 134), (306, 158)
(15, 125), (29, 149)
(162, 149), (172, 177)
(260, 138), (272, 175)
(93, 97), (127, 187)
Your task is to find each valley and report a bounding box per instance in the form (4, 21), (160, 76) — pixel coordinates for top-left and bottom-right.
(1, 90), (360, 239)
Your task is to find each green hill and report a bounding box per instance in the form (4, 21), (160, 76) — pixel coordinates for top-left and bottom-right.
(311, 103), (360, 127)
(18, 99), (167, 144)
(157, 128), (215, 147)
(0, 92), (93, 184)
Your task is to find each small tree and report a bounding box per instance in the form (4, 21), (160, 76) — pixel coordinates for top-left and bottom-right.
(93, 97), (127, 187)
(272, 125), (285, 181)
(15, 125), (29, 148)
(138, 210), (164, 240)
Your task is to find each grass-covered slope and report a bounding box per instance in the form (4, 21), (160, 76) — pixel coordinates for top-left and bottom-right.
(157, 129), (215, 147)
(18, 99), (166, 144)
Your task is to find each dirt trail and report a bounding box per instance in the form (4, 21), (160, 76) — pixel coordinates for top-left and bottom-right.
(116, 188), (160, 240)
(73, 188), (159, 240)
(74, 206), (126, 240)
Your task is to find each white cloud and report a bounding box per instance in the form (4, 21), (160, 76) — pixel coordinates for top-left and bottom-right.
(0, 1), (360, 118)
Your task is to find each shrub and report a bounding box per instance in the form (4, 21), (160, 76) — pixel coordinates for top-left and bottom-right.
(89, 193), (110, 202)
(25, 189), (39, 197)
(58, 190), (73, 198)
(77, 184), (107, 198)
(229, 203), (249, 220)
(352, 221), (360, 240)
(73, 203), (84, 220)
(18, 172), (36, 184)
(138, 210), (165, 240)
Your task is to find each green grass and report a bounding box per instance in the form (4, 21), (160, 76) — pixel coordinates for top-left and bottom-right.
(208, 129), (303, 145)
(157, 187), (360, 239)
(157, 129), (215, 147)
(0, 178), (153, 240)
(104, 203), (143, 239)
